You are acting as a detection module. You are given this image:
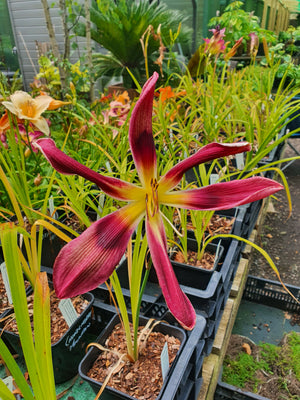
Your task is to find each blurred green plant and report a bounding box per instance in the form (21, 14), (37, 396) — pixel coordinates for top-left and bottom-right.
(33, 55), (91, 99)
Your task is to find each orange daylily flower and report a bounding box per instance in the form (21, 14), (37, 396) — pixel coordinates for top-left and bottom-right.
(0, 111), (10, 133)
(115, 91), (130, 105)
(156, 86), (186, 103)
(46, 98), (71, 111)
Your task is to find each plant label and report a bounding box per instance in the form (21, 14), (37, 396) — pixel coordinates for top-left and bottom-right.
(105, 161), (112, 172)
(0, 262), (13, 305)
(97, 194), (106, 218)
(160, 341), (169, 381)
(1, 375), (14, 394)
(58, 298), (78, 327)
(236, 153), (245, 170)
(48, 195), (55, 218)
(210, 174), (219, 184)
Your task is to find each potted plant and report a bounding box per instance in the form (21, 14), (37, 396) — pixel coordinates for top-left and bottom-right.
(33, 72), (284, 398)
(71, 0), (192, 89)
(2, 287), (94, 384)
(208, 1), (277, 55)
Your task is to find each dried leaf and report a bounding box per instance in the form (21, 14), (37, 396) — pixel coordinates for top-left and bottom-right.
(242, 343), (251, 355)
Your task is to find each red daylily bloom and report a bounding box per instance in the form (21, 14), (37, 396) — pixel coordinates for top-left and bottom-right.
(204, 27), (227, 56)
(34, 72), (283, 330)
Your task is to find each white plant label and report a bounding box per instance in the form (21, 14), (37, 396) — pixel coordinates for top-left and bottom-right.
(160, 341), (169, 381)
(58, 298), (78, 327)
(97, 193), (106, 218)
(1, 376), (14, 396)
(48, 195), (55, 218)
(105, 161), (112, 172)
(210, 174), (219, 185)
(236, 153), (245, 170)
(0, 263), (13, 305)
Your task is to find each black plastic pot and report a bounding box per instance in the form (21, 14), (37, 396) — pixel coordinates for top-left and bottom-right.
(146, 238), (242, 356)
(286, 96), (300, 132)
(241, 199), (263, 242)
(79, 312), (187, 400)
(186, 207), (244, 254)
(1, 291), (95, 384)
(215, 379), (270, 400)
(169, 240), (224, 276)
(257, 124), (287, 175)
(114, 240), (226, 338)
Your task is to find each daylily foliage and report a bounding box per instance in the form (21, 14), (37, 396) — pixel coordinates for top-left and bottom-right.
(34, 72), (283, 330)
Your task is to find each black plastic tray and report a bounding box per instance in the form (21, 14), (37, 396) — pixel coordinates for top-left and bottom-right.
(242, 275), (300, 313)
(215, 380), (270, 400)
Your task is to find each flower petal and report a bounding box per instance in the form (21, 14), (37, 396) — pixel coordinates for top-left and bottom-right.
(159, 142), (251, 192)
(129, 73), (159, 188)
(0, 111), (10, 132)
(34, 138), (144, 201)
(146, 211), (196, 330)
(160, 177), (283, 210)
(37, 95), (71, 110)
(2, 101), (17, 116)
(7, 91), (33, 112)
(32, 95), (53, 116)
(32, 117), (50, 135)
(53, 203), (144, 298)
(2, 91), (52, 122)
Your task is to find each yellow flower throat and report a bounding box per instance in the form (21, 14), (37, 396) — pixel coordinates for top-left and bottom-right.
(145, 178), (159, 217)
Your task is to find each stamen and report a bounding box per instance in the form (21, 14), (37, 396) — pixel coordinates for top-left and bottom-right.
(145, 178), (159, 217)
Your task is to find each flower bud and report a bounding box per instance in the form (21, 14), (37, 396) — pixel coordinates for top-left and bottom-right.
(70, 82), (76, 96)
(24, 147), (31, 158)
(34, 173), (42, 186)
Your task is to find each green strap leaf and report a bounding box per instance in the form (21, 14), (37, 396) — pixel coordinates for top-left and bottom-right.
(0, 338), (34, 400)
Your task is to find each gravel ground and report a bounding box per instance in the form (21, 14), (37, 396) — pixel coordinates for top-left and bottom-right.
(249, 138), (300, 287)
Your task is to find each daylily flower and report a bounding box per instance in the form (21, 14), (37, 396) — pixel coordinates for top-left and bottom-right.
(204, 26), (227, 56)
(224, 37), (243, 61)
(34, 72), (283, 330)
(102, 98), (131, 138)
(41, 96), (71, 111)
(2, 91), (68, 135)
(115, 91), (130, 105)
(0, 111), (10, 134)
(0, 111), (44, 151)
(155, 86), (186, 103)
